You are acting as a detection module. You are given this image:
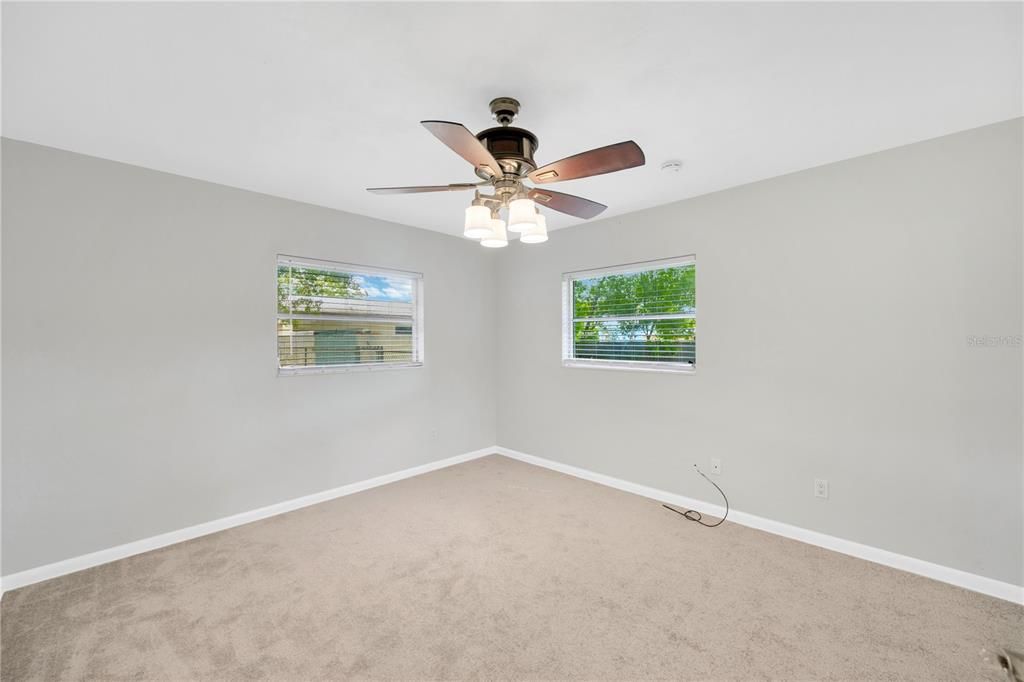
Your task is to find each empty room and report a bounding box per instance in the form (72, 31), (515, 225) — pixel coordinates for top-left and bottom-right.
(1, 2), (1022, 680)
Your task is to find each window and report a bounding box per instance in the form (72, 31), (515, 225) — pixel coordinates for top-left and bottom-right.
(277, 255), (423, 374)
(562, 256), (696, 372)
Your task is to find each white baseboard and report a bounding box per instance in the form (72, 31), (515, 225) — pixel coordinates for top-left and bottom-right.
(6, 445), (1021, 606)
(1, 447), (497, 594)
(494, 446), (1024, 605)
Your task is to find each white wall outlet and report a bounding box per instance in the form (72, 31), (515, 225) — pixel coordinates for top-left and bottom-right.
(814, 479), (829, 498)
(710, 458), (722, 475)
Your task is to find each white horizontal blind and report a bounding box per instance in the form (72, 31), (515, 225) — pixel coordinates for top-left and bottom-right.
(277, 255), (422, 372)
(563, 257), (696, 370)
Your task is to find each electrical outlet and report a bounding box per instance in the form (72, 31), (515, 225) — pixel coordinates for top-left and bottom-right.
(710, 458), (722, 475)
(429, 428), (439, 440)
(814, 479), (829, 498)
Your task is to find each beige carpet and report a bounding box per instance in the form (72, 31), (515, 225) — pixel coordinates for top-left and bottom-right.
(2, 454), (1021, 680)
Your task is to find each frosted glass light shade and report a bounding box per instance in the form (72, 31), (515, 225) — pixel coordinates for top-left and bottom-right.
(464, 204), (492, 239)
(520, 213), (548, 244)
(507, 198), (537, 233)
(480, 218), (508, 248)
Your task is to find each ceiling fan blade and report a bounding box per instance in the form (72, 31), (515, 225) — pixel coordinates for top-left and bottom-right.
(367, 183), (479, 195)
(529, 188), (607, 219)
(421, 121), (504, 179)
(529, 141), (645, 184)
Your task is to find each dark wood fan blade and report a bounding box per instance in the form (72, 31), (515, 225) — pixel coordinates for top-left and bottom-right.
(367, 183), (479, 195)
(529, 141), (645, 184)
(529, 188), (607, 219)
(421, 121), (504, 179)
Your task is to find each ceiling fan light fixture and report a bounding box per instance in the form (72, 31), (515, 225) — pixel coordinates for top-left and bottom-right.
(368, 98), (644, 242)
(507, 197), (537, 233)
(463, 203), (492, 239)
(480, 217), (508, 248)
(520, 212), (548, 244)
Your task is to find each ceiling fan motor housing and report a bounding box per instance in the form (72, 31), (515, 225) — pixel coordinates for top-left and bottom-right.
(475, 126), (539, 179)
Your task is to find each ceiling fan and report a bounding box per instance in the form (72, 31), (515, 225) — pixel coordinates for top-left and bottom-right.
(367, 97), (645, 247)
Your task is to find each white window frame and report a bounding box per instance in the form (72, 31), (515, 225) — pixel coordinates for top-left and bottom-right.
(277, 254), (424, 376)
(562, 255), (696, 374)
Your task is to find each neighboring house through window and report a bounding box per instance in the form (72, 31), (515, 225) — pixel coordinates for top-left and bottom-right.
(277, 255), (423, 374)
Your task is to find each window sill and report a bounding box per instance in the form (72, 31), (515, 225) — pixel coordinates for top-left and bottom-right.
(278, 362), (423, 376)
(562, 359), (695, 375)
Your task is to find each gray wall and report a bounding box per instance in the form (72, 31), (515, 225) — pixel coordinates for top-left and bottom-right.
(4, 120), (1022, 587)
(1, 139), (497, 575)
(496, 119), (1023, 586)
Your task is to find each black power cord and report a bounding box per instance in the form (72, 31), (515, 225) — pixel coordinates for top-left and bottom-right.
(662, 464), (729, 528)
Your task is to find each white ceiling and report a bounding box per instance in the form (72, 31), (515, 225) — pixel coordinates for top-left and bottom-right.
(3, 2), (1021, 236)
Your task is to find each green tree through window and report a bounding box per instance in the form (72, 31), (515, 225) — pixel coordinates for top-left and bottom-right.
(569, 261), (695, 367)
(277, 266), (365, 314)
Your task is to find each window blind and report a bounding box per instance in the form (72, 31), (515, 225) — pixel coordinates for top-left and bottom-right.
(277, 256), (422, 373)
(564, 257), (696, 370)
